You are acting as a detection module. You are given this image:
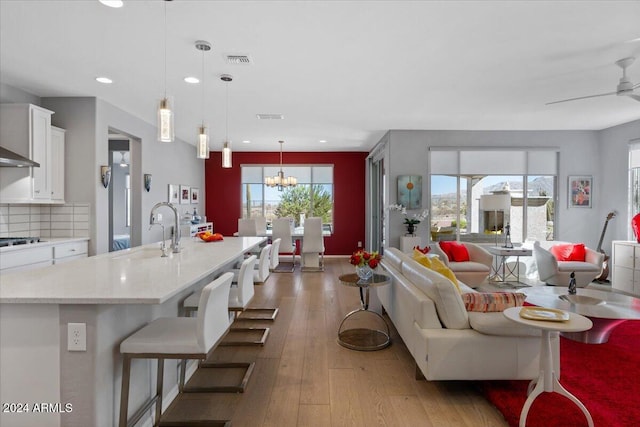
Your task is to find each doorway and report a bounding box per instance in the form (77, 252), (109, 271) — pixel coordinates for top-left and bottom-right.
(108, 132), (142, 251)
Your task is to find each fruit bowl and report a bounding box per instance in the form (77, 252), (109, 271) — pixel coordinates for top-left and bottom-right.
(197, 231), (223, 242)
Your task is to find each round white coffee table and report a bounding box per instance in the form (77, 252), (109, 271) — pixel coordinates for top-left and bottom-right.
(503, 307), (594, 427)
(520, 286), (640, 343)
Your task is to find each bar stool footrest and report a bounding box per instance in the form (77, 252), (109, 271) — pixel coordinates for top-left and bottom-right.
(236, 308), (279, 321)
(158, 420), (231, 427)
(220, 327), (269, 346)
(183, 362), (255, 393)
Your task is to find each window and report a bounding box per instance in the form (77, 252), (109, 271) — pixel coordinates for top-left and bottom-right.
(241, 165), (334, 228)
(429, 149), (557, 243)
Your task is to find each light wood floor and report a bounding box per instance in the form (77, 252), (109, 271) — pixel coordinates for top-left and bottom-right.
(163, 258), (509, 426)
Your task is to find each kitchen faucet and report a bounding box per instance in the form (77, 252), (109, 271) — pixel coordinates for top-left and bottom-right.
(149, 202), (181, 253)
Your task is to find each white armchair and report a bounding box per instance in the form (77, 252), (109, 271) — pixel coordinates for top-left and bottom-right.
(533, 241), (604, 288)
(429, 242), (493, 286)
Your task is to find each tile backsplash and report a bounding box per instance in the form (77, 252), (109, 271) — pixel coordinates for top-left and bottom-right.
(0, 203), (90, 238)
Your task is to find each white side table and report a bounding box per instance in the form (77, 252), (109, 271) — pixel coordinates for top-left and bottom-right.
(503, 307), (594, 427)
(400, 236), (422, 253)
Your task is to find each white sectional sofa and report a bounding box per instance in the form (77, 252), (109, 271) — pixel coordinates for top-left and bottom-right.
(378, 247), (555, 381)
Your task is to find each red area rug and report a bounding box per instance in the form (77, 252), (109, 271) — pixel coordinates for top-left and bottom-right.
(478, 320), (640, 427)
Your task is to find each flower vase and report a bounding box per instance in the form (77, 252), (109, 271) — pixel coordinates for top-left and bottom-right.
(356, 265), (373, 281)
(406, 223), (416, 236)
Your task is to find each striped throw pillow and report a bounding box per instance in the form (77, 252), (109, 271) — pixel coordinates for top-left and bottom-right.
(462, 292), (526, 312)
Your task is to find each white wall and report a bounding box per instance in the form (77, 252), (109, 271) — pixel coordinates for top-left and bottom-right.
(0, 82), (40, 105)
(598, 119), (640, 252)
(380, 129), (602, 249)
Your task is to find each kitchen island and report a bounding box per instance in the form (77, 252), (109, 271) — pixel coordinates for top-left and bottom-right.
(0, 236), (265, 427)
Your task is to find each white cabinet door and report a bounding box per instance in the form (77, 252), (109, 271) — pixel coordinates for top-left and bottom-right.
(31, 106), (52, 200)
(0, 104), (57, 203)
(53, 241), (88, 263)
(50, 126), (65, 202)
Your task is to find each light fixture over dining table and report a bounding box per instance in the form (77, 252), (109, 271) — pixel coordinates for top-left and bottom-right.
(265, 140), (297, 191)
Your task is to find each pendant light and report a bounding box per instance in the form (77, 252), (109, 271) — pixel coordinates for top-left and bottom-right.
(221, 74), (233, 168)
(195, 40), (211, 159)
(265, 140), (297, 191)
(157, 0), (174, 142)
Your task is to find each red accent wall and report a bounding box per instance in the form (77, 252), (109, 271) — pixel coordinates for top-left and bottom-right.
(204, 151), (368, 255)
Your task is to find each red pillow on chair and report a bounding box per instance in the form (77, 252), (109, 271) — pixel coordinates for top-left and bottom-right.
(439, 241), (470, 262)
(550, 243), (586, 261)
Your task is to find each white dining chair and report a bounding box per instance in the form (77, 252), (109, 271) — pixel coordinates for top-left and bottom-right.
(237, 218), (258, 236)
(119, 272), (253, 427)
(272, 217), (296, 271)
(301, 217), (325, 271)
(254, 216), (267, 235)
(269, 238), (281, 272)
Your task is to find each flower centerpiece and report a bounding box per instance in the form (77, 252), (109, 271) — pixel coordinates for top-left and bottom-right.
(389, 204), (428, 235)
(349, 249), (382, 281)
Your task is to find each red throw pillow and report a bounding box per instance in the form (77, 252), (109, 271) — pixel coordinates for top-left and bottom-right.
(414, 245), (430, 254)
(550, 243), (586, 261)
(439, 241), (470, 262)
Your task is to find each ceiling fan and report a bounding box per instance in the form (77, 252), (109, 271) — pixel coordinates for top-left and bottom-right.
(547, 57), (640, 105)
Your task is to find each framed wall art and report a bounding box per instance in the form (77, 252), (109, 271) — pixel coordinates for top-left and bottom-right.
(180, 185), (191, 204)
(397, 175), (422, 209)
(568, 175), (592, 208)
(190, 187), (199, 204)
(168, 184), (179, 204)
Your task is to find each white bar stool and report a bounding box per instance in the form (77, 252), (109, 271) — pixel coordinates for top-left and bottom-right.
(184, 255), (271, 344)
(119, 272), (239, 427)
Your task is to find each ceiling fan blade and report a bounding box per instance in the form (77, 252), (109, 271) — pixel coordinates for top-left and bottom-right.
(629, 94), (640, 102)
(546, 91), (616, 105)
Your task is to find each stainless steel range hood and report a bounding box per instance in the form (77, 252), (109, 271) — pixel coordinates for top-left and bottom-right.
(0, 146), (39, 167)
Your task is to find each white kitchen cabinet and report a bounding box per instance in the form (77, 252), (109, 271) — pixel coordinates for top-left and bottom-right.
(50, 126), (65, 202)
(611, 240), (640, 296)
(0, 103), (65, 204)
(0, 245), (53, 273)
(53, 241), (88, 264)
(0, 239), (88, 273)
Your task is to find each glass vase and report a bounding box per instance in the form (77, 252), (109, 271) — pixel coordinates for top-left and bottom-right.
(356, 265), (373, 281)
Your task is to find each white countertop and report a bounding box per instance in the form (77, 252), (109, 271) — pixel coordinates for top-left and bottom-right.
(0, 237), (89, 253)
(0, 236), (265, 304)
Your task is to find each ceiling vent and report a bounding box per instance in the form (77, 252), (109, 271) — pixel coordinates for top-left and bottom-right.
(225, 54), (252, 65)
(256, 114), (284, 120)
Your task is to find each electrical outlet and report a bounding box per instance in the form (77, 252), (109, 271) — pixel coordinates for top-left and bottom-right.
(157, 213), (163, 222)
(357, 241), (362, 248)
(68, 323), (86, 352)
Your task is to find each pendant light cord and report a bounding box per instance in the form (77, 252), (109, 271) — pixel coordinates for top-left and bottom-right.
(201, 48), (205, 126)
(225, 81), (229, 142)
(163, 1), (167, 98)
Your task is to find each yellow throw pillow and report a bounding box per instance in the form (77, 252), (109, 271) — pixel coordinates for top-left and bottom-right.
(413, 249), (460, 293)
(412, 249), (432, 268)
(429, 256), (461, 293)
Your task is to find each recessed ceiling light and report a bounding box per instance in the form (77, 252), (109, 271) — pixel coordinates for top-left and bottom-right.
(99, 0), (124, 8)
(319, 140), (327, 143)
(184, 76), (199, 84)
(242, 140), (251, 144)
(96, 76), (113, 84)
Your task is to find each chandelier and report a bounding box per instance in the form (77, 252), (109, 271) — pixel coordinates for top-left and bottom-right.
(265, 140), (297, 191)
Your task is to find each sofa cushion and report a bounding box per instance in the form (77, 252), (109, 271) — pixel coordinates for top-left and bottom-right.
(557, 261), (601, 272)
(384, 247), (404, 271)
(401, 258), (469, 329)
(468, 312), (540, 337)
(462, 292), (526, 312)
(448, 261), (491, 273)
(439, 241), (470, 262)
(413, 250), (461, 293)
(550, 243), (586, 261)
